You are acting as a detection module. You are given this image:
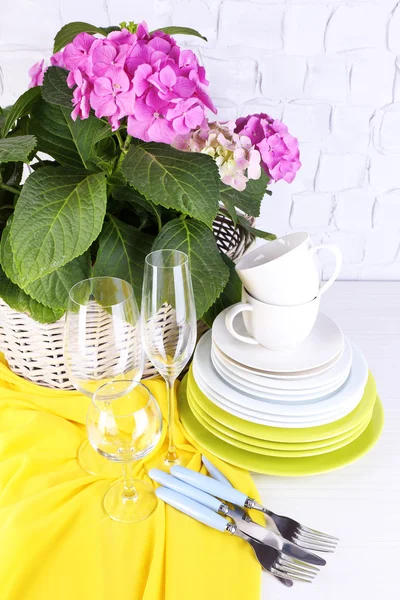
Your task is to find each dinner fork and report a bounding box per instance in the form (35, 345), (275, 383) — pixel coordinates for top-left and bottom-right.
(198, 456), (339, 552)
(156, 486), (318, 583)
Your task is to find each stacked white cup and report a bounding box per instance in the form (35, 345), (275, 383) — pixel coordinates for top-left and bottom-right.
(225, 232), (342, 351)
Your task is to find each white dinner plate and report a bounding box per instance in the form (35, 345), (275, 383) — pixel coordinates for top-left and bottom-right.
(212, 308), (344, 374)
(212, 337), (353, 391)
(192, 332), (368, 423)
(211, 349), (349, 400)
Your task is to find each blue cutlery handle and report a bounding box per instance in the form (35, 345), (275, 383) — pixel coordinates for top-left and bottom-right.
(149, 469), (223, 513)
(171, 465), (248, 506)
(201, 456), (233, 488)
(156, 487), (229, 532)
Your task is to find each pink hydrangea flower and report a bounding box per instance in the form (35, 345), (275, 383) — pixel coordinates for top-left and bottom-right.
(235, 113), (301, 183)
(63, 32), (97, 72)
(50, 51), (66, 69)
(30, 21), (216, 145)
(180, 121), (262, 191)
(90, 70), (135, 127)
(28, 60), (46, 88)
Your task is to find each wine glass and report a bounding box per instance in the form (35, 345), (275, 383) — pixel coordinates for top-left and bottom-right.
(88, 380), (162, 523)
(141, 250), (197, 467)
(64, 277), (144, 474)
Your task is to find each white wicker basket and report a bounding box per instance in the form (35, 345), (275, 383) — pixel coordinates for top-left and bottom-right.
(0, 211), (255, 389)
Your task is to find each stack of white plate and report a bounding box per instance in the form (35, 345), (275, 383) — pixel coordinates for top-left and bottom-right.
(178, 307), (384, 476)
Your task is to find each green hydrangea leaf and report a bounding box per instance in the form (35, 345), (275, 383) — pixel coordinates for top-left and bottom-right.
(10, 167), (107, 285)
(152, 218), (229, 318)
(121, 141), (220, 228)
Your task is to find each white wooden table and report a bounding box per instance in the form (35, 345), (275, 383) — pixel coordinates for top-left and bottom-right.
(256, 282), (400, 600)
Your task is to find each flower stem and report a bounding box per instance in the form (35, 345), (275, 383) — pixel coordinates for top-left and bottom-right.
(123, 134), (132, 153)
(115, 130), (125, 152)
(0, 184), (20, 195)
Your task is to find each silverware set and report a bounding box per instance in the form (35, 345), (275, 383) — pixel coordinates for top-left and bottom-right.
(149, 456), (338, 586)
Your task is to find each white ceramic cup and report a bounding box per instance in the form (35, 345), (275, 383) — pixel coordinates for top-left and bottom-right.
(225, 288), (320, 351)
(235, 232), (342, 306)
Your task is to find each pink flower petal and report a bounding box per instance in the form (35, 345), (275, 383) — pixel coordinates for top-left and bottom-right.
(160, 65), (177, 88)
(148, 117), (175, 143)
(93, 77), (113, 96)
(127, 115), (151, 141)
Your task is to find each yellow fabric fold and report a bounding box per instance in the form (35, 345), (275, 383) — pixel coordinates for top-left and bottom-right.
(0, 355), (261, 600)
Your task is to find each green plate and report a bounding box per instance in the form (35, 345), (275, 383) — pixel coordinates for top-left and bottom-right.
(187, 390), (372, 454)
(187, 367), (376, 443)
(179, 377), (384, 476)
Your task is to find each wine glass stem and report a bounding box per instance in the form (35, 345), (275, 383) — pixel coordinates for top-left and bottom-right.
(122, 462), (138, 500)
(165, 377), (179, 464)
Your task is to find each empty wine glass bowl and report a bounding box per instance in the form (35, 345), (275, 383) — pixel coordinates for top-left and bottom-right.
(64, 277), (144, 474)
(64, 277), (143, 396)
(141, 250), (197, 466)
(88, 380), (162, 523)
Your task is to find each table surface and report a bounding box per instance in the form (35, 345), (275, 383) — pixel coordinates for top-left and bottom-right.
(256, 281), (400, 600)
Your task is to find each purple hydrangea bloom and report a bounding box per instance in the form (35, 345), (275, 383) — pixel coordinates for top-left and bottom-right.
(235, 113), (301, 183)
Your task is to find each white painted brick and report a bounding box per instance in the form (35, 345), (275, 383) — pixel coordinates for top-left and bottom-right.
(219, 1), (283, 50)
(296, 144), (320, 191)
(106, 0), (168, 30)
(374, 192), (400, 228)
(322, 232), (366, 264)
(290, 193), (334, 229)
(350, 52), (395, 107)
(388, 3), (400, 54)
(283, 101), (331, 143)
(261, 56), (306, 101)
(369, 154), (400, 189)
(360, 263), (400, 280)
(258, 184), (292, 238)
(59, 0), (109, 25)
(0, 50), (46, 105)
(334, 188), (375, 232)
(323, 263), (363, 281)
(325, 5), (387, 52)
(373, 105), (400, 153)
(328, 106), (372, 153)
(0, 1), (60, 49)
(159, 0), (220, 46)
(284, 4), (331, 56)
(212, 99), (238, 122)
(240, 99), (283, 121)
(364, 227), (400, 265)
(316, 154), (368, 192)
(305, 57), (349, 103)
(201, 54), (258, 103)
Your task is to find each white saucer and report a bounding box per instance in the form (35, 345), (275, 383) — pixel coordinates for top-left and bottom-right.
(212, 308), (344, 374)
(192, 331), (368, 424)
(211, 349), (349, 400)
(212, 337), (352, 390)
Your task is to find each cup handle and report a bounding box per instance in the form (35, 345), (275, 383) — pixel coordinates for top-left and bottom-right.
(310, 244), (343, 297)
(225, 303), (258, 345)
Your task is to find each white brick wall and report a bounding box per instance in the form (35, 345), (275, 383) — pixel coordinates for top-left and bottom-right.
(0, 0), (399, 280)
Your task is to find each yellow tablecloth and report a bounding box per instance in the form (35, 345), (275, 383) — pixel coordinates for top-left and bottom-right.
(0, 355), (261, 600)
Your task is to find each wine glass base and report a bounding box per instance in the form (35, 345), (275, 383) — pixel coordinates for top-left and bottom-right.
(77, 439), (110, 476)
(103, 479), (158, 523)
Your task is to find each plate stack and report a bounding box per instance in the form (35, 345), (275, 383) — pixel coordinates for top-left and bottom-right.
(178, 309), (384, 476)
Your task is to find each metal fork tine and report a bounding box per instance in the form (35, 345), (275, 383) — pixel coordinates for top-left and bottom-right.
(296, 529), (338, 546)
(300, 526), (339, 542)
(294, 535), (336, 551)
(278, 558), (319, 576)
(271, 567), (312, 584)
(279, 554), (320, 572)
(297, 527), (338, 542)
(294, 540), (336, 553)
(277, 565), (314, 582)
(295, 537), (337, 550)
